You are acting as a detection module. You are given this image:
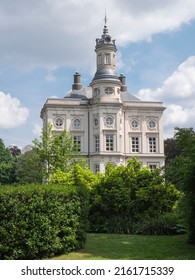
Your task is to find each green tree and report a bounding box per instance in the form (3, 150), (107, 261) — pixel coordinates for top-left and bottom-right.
(0, 139), (16, 184)
(89, 158), (179, 234)
(165, 127), (195, 243)
(16, 148), (43, 184)
(33, 125), (85, 180)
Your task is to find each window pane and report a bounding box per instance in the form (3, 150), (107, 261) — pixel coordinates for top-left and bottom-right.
(149, 137), (156, 153)
(95, 135), (99, 152)
(74, 136), (81, 151)
(106, 135), (114, 151)
(73, 119), (81, 128)
(94, 164), (100, 173)
(104, 53), (111, 64)
(55, 118), (63, 127)
(132, 137), (139, 153)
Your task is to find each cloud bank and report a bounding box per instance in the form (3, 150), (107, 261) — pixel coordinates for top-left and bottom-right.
(0, 92), (29, 128)
(0, 0), (195, 70)
(137, 56), (195, 137)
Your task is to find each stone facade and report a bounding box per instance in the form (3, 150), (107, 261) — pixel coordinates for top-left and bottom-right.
(41, 21), (165, 173)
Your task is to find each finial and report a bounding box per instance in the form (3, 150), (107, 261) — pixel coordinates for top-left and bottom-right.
(104, 10), (108, 26)
(103, 10), (108, 35)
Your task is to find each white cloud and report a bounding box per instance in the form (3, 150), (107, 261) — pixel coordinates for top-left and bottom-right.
(0, 91), (29, 128)
(137, 56), (195, 136)
(32, 124), (42, 136)
(1, 0), (195, 70)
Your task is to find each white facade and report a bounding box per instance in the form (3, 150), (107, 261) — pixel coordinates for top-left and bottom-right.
(41, 21), (165, 173)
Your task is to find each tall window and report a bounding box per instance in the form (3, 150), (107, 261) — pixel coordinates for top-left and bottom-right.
(131, 137), (139, 153)
(97, 54), (102, 65)
(149, 137), (156, 153)
(94, 135), (99, 152)
(104, 53), (111, 64)
(106, 135), (114, 151)
(74, 136), (81, 152)
(94, 164), (100, 173)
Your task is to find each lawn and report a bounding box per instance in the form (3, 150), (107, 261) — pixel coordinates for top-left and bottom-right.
(52, 233), (195, 260)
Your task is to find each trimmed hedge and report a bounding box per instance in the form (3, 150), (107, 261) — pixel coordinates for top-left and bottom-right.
(0, 184), (89, 260)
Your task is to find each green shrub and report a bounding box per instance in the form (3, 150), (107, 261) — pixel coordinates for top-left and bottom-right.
(89, 158), (180, 234)
(0, 184), (89, 260)
(135, 213), (187, 235)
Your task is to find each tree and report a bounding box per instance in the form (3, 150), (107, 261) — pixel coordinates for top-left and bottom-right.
(9, 145), (21, 157)
(15, 148), (43, 184)
(33, 125), (85, 180)
(164, 138), (180, 165)
(89, 158), (179, 234)
(0, 139), (16, 184)
(165, 127), (195, 243)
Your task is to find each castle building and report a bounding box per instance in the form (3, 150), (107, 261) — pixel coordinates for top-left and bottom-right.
(41, 19), (165, 173)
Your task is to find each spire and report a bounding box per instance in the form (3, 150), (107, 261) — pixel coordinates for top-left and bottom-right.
(103, 11), (108, 35)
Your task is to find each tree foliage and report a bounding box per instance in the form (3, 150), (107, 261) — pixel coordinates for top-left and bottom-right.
(165, 127), (195, 243)
(33, 125), (85, 181)
(0, 139), (16, 184)
(89, 158), (179, 234)
(0, 184), (89, 259)
(16, 148), (43, 184)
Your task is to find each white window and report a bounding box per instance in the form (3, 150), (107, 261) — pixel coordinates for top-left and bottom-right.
(104, 53), (111, 64)
(73, 118), (81, 128)
(94, 135), (99, 152)
(97, 54), (102, 65)
(148, 119), (156, 129)
(149, 137), (156, 153)
(106, 135), (114, 151)
(105, 87), (114, 95)
(94, 164), (100, 173)
(131, 119), (139, 129)
(55, 117), (63, 127)
(105, 116), (114, 126)
(74, 136), (81, 152)
(131, 137), (139, 153)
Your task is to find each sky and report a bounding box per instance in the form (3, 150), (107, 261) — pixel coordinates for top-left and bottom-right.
(0, 0), (195, 148)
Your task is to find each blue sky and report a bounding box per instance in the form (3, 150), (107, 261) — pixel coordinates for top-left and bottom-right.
(0, 0), (195, 148)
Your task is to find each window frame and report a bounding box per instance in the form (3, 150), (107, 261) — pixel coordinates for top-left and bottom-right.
(73, 136), (81, 152)
(94, 135), (100, 152)
(105, 87), (114, 95)
(54, 117), (63, 128)
(106, 134), (114, 151)
(105, 116), (114, 127)
(73, 118), (81, 129)
(149, 137), (157, 153)
(131, 136), (139, 153)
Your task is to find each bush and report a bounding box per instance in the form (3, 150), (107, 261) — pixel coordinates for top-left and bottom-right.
(135, 213), (187, 235)
(89, 158), (180, 234)
(0, 184), (89, 260)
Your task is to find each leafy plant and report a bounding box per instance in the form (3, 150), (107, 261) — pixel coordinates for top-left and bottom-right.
(0, 184), (89, 260)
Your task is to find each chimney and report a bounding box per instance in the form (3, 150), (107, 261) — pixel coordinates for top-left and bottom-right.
(72, 72), (82, 90)
(119, 73), (127, 92)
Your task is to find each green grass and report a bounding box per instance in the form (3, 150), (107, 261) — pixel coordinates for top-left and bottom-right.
(52, 233), (195, 260)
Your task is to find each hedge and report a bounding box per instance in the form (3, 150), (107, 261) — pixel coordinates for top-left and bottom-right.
(0, 184), (89, 260)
